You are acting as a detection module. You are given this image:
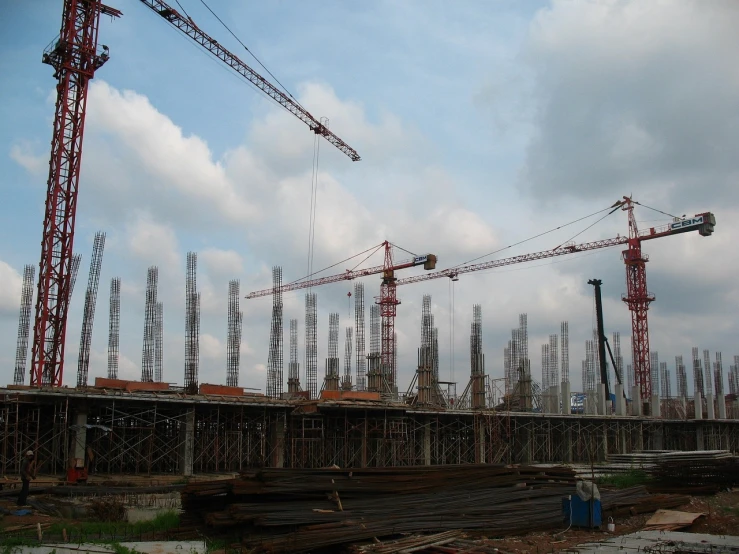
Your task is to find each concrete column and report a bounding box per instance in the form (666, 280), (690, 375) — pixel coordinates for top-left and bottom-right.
(270, 417), (285, 468)
(717, 396), (727, 419)
(615, 384), (625, 416)
(679, 397), (687, 420)
(706, 394), (715, 419)
(650, 395), (661, 418)
(179, 408), (195, 476)
(423, 418), (431, 466)
(71, 411), (88, 469)
(475, 417), (486, 464)
(598, 424), (608, 461)
(694, 392), (703, 420)
(631, 386), (642, 416)
(696, 424), (705, 450)
(598, 384), (607, 415)
(561, 382), (571, 415)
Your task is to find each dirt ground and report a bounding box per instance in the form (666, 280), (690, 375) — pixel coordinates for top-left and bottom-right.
(475, 490), (739, 553)
(2, 489), (738, 553)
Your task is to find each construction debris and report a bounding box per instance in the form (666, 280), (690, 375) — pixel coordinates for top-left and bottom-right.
(644, 509), (705, 531)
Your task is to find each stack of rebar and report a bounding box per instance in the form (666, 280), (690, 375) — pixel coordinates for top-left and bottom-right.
(651, 456), (739, 494)
(181, 464), (578, 552)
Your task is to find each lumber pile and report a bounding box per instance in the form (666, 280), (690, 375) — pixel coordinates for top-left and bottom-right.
(181, 464), (578, 552)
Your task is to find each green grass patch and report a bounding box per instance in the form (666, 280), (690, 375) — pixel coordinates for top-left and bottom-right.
(597, 469), (650, 489)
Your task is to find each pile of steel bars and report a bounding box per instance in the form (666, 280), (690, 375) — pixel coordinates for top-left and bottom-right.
(181, 464), (578, 552)
(650, 456), (739, 494)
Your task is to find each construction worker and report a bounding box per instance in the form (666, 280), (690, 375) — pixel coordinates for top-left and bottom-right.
(17, 450), (36, 506)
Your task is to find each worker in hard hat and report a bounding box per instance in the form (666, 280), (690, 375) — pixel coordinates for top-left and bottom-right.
(17, 450), (37, 506)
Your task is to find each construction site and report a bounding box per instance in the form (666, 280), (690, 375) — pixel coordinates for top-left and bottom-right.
(1, 1), (738, 553)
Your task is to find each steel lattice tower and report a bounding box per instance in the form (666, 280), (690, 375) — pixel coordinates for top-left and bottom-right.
(226, 280), (242, 387)
(31, 1), (121, 388)
(354, 282), (366, 390)
(266, 267), (284, 397)
(14, 265), (36, 385)
(141, 266), (158, 382)
(154, 302), (163, 382)
(107, 277), (120, 379)
(184, 253), (200, 391)
(305, 293), (318, 399)
(76, 232), (106, 387)
(560, 322), (569, 383)
(342, 327), (353, 390)
(288, 319), (300, 393)
(620, 200), (655, 401)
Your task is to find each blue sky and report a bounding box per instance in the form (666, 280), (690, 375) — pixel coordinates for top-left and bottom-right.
(1, 0), (737, 395)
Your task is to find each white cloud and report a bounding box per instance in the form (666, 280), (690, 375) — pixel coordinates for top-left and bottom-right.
(9, 142), (45, 176)
(126, 214), (179, 269)
(0, 261), (22, 316)
(200, 249), (244, 278)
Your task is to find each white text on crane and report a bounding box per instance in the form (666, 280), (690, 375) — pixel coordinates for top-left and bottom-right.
(670, 216), (703, 231)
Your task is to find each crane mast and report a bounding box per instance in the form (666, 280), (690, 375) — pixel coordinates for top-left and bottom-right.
(138, 0), (361, 161)
(31, 0), (121, 387)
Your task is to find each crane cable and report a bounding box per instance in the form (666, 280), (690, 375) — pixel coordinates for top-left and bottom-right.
(306, 133), (321, 287)
(449, 204), (620, 271)
(196, 0), (303, 107)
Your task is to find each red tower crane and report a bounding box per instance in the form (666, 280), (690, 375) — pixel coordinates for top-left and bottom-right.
(31, 0), (359, 387)
(31, 1), (122, 387)
(247, 199), (715, 402)
(247, 241), (438, 393)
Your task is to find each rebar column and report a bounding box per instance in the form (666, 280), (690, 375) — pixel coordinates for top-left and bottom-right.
(13, 265), (35, 385)
(141, 266), (158, 382)
(155, 302), (163, 382)
(266, 267), (284, 398)
(354, 282), (366, 390)
(560, 321), (569, 383)
(305, 293), (318, 399)
(324, 313), (340, 391)
(226, 280), (242, 387)
(184, 252), (200, 392)
(288, 318), (300, 393)
(107, 277), (120, 379)
(342, 327), (353, 390)
(77, 231), (106, 388)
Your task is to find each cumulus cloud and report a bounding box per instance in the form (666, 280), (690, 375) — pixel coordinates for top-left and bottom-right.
(10, 141), (46, 176)
(0, 261), (22, 316)
(519, 0), (739, 208)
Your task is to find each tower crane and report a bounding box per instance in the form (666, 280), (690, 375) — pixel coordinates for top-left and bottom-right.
(31, 0), (359, 387)
(247, 198), (715, 402)
(396, 197), (715, 403)
(247, 241), (438, 393)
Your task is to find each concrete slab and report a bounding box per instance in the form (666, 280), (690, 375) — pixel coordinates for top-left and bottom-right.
(10, 541), (206, 554)
(565, 530), (739, 553)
